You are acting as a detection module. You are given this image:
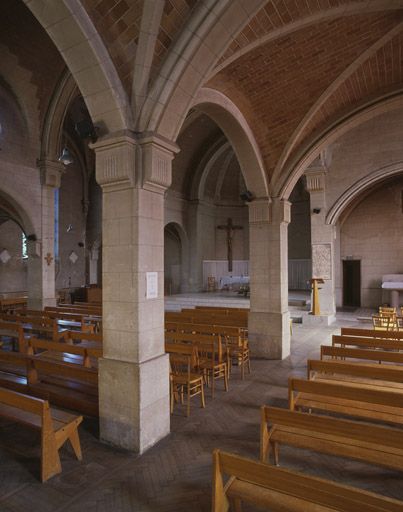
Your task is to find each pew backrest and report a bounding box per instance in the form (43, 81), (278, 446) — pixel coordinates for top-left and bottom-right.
(212, 449), (403, 512)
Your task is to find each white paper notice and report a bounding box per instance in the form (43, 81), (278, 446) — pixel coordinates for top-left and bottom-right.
(146, 272), (158, 299)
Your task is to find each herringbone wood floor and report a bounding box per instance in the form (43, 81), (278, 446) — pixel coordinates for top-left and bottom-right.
(1, 320), (402, 511)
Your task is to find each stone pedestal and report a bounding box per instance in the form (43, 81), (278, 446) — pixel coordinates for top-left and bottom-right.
(248, 198), (290, 359)
(93, 133), (177, 453)
(27, 160), (62, 310)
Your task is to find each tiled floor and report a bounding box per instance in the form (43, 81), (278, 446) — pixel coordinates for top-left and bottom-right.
(0, 318), (401, 511)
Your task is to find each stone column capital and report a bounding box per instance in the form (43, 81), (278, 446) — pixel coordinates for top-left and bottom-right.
(248, 198), (271, 225)
(305, 167), (327, 192)
(138, 132), (179, 194)
(91, 133), (137, 191)
(272, 197), (291, 225)
(38, 159), (65, 188)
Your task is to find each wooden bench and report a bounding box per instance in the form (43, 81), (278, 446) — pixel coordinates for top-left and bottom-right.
(62, 330), (102, 347)
(0, 320), (25, 351)
(1, 313), (61, 342)
(340, 327), (403, 340)
(260, 405), (403, 471)
(332, 334), (403, 351)
(0, 351), (98, 416)
(308, 359), (403, 391)
(212, 450), (403, 512)
(289, 377), (403, 426)
(26, 337), (102, 368)
(321, 345), (403, 365)
(0, 386), (82, 481)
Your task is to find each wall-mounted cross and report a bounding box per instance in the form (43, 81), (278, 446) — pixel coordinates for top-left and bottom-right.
(44, 252), (53, 266)
(217, 218), (243, 272)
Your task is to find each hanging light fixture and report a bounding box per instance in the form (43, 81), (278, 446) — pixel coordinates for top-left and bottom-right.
(58, 147), (74, 166)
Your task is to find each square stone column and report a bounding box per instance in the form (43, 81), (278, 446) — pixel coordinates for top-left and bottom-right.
(305, 168), (336, 325)
(93, 133), (178, 453)
(27, 160), (62, 310)
(248, 198), (290, 359)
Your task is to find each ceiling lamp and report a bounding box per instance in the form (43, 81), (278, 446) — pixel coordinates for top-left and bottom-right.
(58, 147), (74, 166)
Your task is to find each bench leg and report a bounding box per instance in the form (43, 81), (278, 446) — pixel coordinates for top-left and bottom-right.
(273, 442), (279, 466)
(68, 429), (83, 461)
(230, 497), (242, 512)
(41, 439), (62, 482)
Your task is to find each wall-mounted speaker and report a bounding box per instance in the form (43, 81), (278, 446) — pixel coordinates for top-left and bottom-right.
(240, 190), (254, 202)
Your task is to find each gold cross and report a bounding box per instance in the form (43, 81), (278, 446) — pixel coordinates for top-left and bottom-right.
(44, 252), (53, 266)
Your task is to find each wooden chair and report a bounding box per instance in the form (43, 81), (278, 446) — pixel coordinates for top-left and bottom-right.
(197, 336), (228, 397)
(260, 405), (403, 471)
(0, 386), (82, 482)
(212, 450), (403, 512)
(166, 342), (205, 417)
(372, 314), (392, 331)
(223, 334), (250, 380)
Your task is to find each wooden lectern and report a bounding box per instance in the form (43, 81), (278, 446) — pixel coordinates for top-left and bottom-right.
(310, 278), (324, 316)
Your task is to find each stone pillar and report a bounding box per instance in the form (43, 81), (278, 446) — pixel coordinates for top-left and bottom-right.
(27, 160), (63, 310)
(248, 198), (291, 359)
(186, 199), (214, 292)
(305, 167), (336, 325)
(93, 133), (178, 453)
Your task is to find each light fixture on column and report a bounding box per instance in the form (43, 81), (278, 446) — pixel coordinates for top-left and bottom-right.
(58, 146), (74, 166)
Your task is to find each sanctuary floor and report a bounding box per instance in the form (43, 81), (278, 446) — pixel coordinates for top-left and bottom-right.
(0, 317), (401, 512)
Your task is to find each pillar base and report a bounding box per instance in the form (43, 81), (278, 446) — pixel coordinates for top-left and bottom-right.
(248, 311), (290, 359)
(99, 353), (170, 453)
(303, 313), (336, 326)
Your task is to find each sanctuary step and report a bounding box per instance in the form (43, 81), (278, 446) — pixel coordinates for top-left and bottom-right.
(164, 291), (309, 312)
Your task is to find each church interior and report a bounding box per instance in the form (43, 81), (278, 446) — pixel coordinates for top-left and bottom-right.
(1, 0), (403, 510)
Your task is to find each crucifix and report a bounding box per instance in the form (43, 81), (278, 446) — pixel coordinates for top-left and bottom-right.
(44, 252), (53, 266)
(217, 218), (243, 272)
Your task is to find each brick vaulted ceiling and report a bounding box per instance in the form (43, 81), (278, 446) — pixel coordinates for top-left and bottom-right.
(81, 0), (198, 94)
(207, 9), (403, 182)
(0, 0), (65, 131)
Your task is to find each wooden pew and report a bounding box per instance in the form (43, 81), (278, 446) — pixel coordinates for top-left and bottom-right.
(321, 345), (403, 365)
(0, 320), (25, 351)
(212, 450), (403, 512)
(260, 405), (403, 471)
(0, 387), (83, 482)
(308, 359), (403, 391)
(165, 312), (248, 328)
(289, 377), (403, 426)
(0, 351), (98, 416)
(0, 297), (27, 312)
(332, 334), (403, 351)
(26, 337), (102, 369)
(340, 327), (403, 340)
(62, 330), (102, 347)
(1, 313), (61, 342)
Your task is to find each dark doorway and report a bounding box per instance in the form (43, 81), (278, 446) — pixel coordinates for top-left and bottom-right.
(343, 260), (361, 307)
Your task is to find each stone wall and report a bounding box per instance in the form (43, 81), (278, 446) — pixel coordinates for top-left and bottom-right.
(339, 176), (403, 308)
(0, 220), (27, 294)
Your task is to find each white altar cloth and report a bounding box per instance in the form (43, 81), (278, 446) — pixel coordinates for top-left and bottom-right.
(219, 276), (249, 289)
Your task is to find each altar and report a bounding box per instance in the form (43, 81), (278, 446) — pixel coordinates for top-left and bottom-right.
(382, 274), (403, 309)
(219, 275), (249, 290)
(203, 260), (249, 291)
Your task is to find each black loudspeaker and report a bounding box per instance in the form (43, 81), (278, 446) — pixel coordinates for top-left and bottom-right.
(26, 234), (37, 242)
(75, 120), (98, 142)
(240, 190), (254, 202)
(312, 208), (321, 214)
